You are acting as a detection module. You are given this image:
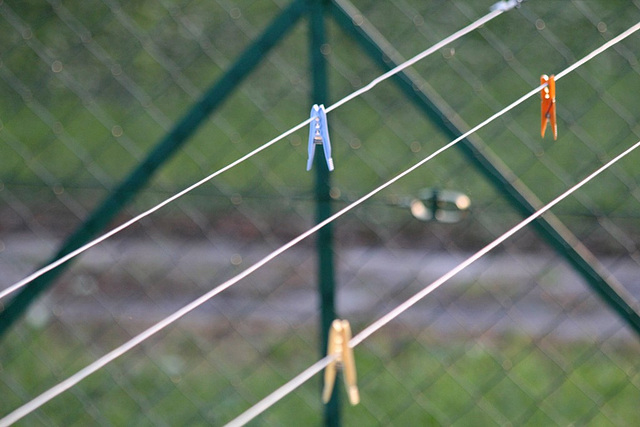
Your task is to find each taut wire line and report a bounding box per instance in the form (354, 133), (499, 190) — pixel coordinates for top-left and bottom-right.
(325, 5), (504, 113)
(226, 138), (640, 426)
(225, 357), (334, 427)
(555, 21), (640, 80)
(2, 18), (639, 426)
(0, 81), (542, 427)
(350, 140), (640, 347)
(0, 6), (508, 302)
(0, 119), (308, 302)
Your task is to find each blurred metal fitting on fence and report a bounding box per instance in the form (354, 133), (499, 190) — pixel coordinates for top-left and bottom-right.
(490, 0), (526, 12)
(399, 188), (471, 223)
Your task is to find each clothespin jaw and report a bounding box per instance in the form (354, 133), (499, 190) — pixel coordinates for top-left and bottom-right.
(322, 319), (360, 405)
(307, 104), (335, 172)
(540, 74), (557, 140)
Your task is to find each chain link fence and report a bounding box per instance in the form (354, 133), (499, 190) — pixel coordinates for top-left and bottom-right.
(1, 0), (640, 425)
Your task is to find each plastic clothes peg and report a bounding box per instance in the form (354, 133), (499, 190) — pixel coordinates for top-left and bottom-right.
(307, 104), (334, 171)
(540, 74), (557, 140)
(490, 0), (524, 12)
(322, 319), (359, 405)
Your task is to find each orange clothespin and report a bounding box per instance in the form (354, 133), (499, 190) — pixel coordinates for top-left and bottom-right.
(322, 319), (360, 405)
(540, 74), (557, 140)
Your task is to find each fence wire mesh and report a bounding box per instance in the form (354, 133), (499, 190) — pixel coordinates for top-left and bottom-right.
(1, 0), (640, 425)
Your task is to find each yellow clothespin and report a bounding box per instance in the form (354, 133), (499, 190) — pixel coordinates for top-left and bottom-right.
(322, 319), (360, 405)
(540, 74), (557, 140)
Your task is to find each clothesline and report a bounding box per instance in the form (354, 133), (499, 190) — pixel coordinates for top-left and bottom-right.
(2, 14), (638, 426)
(0, 3), (509, 303)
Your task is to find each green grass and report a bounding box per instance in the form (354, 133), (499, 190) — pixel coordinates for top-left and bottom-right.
(1, 322), (639, 426)
(1, 0), (639, 210)
(1, 1), (638, 259)
(2, 1), (640, 425)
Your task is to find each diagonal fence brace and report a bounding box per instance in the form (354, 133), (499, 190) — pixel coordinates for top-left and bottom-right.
(328, 0), (640, 337)
(0, 0), (310, 339)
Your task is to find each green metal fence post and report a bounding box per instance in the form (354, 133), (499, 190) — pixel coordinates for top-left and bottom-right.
(0, 0), (309, 339)
(309, 0), (340, 425)
(328, 0), (640, 337)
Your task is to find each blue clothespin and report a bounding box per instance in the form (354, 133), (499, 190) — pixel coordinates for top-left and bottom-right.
(307, 104), (334, 171)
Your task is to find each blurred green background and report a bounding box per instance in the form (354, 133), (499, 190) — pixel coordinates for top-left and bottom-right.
(1, 0), (640, 425)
